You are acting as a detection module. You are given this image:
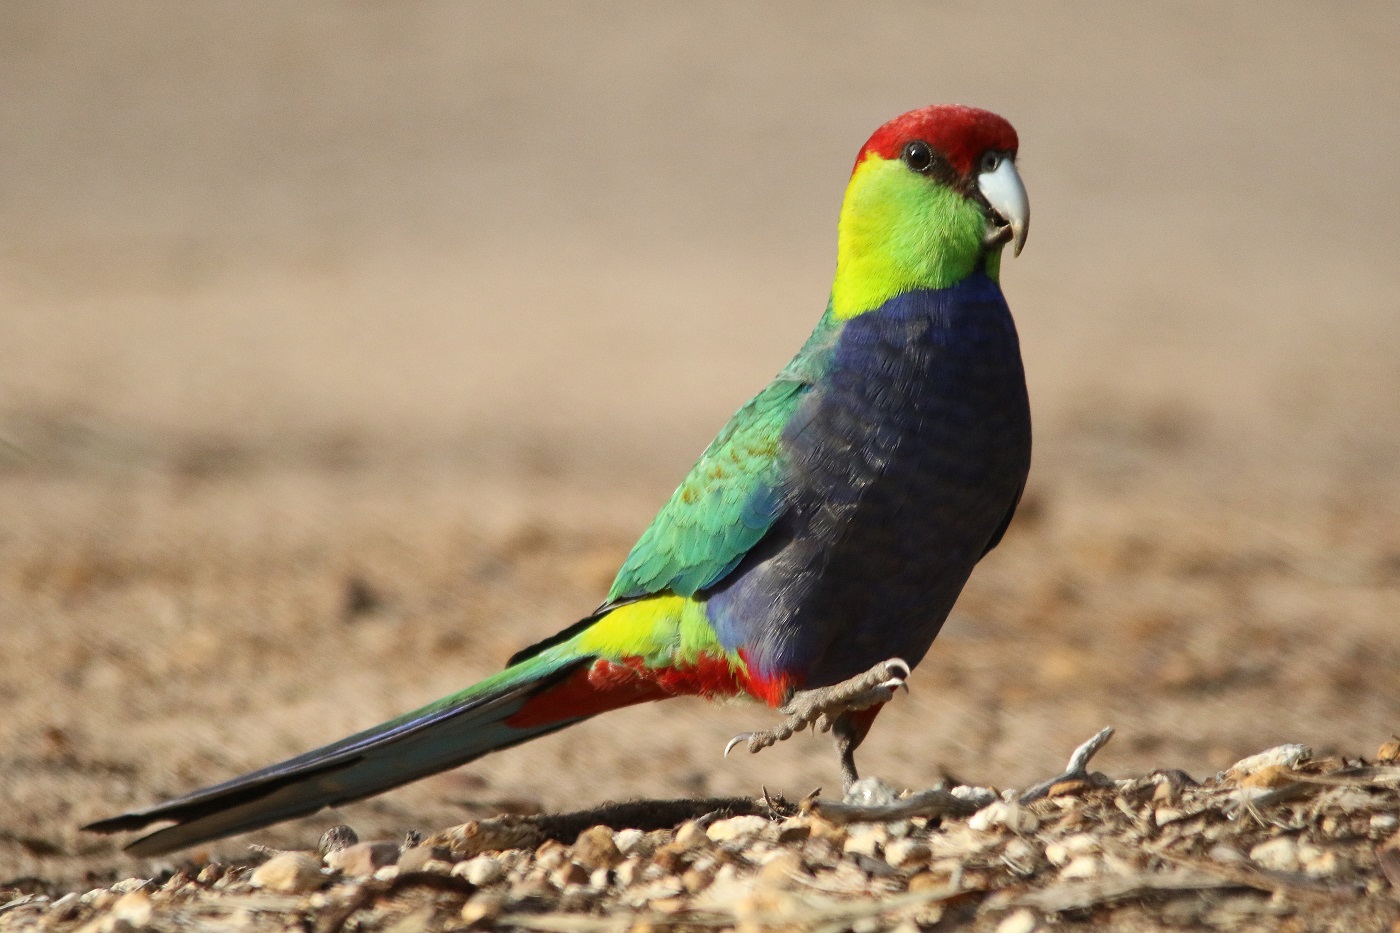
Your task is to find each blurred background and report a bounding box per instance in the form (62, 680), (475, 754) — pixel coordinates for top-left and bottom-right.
(2, 2), (1398, 885)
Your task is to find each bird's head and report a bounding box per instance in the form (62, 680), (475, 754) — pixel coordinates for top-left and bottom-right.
(831, 105), (1028, 320)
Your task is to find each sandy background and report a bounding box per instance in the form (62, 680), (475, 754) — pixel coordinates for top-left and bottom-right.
(2, 2), (1398, 889)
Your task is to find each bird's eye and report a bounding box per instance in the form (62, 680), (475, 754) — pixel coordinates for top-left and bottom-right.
(980, 151), (1003, 173)
(901, 140), (934, 173)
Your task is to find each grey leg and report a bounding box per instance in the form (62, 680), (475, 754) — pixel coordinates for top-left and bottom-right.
(832, 714), (864, 791)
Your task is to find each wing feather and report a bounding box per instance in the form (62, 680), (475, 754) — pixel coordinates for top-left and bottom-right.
(606, 377), (810, 603)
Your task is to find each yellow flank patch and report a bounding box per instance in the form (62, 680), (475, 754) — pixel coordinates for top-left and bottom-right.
(829, 155), (988, 320)
(574, 595), (736, 668)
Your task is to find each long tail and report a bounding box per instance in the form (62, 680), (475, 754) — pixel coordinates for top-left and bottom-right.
(84, 643), (655, 857)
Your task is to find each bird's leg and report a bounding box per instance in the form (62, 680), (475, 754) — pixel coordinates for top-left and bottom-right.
(832, 705), (883, 793)
(724, 658), (909, 765)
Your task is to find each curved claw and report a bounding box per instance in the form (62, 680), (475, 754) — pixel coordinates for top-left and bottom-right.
(724, 733), (754, 758)
(877, 658), (911, 693)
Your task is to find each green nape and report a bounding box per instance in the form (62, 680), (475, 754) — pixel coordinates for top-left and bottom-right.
(830, 154), (992, 320)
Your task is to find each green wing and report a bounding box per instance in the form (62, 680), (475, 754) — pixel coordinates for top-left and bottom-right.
(606, 376), (811, 603)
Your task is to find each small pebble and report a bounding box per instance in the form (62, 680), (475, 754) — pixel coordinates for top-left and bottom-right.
(843, 825), (886, 858)
(1059, 855), (1101, 880)
(908, 870), (949, 893)
(803, 837), (843, 867)
(807, 817), (848, 845)
(614, 857), (644, 887)
(250, 852), (323, 894)
(1208, 844), (1245, 863)
(681, 865), (713, 894)
(318, 824), (358, 856)
(883, 837), (931, 868)
(460, 893), (503, 925)
(324, 841), (400, 877)
(843, 777), (899, 806)
(996, 909), (1039, 933)
(951, 785), (998, 809)
(674, 820), (711, 850)
(572, 825), (623, 870)
(757, 850), (805, 889)
(969, 801), (1038, 833)
(770, 820), (811, 845)
(1002, 837), (1038, 866)
(1249, 836), (1300, 872)
(550, 860), (589, 889)
(612, 828), (647, 855)
(453, 855), (506, 886)
(84, 891), (116, 910)
(534, 840), (569, 871)
(1240, 764), (1297, 789)
(1154, 807), (1184, 826)
(396, 846), (435, 873)
(1298, 842), (1341, 878)
(109, 880), (148, 895)
(110, 890), (153, 926)
(707, 814), (769, 843)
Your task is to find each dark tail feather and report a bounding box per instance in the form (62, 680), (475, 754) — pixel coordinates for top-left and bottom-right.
(85, 654), (588, 856)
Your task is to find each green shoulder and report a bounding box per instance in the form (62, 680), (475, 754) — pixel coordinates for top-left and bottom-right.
(605, 311), (839, 604)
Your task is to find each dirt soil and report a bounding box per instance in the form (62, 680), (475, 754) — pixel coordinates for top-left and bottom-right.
(1, 2), (1399, 920)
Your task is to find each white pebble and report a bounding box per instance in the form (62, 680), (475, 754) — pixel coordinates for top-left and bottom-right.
(969, 801), (1038, 833)
(110, 891), (153, 926)
(706, 815), (769, 843)
(1228, 744), (1311, 776)
(1003, 838), (1038, 864)
(951, 785), (998, 809)
(612, 828), (646, 854)
(843, 777), (899, 806)
(996, 908), (1039, 933)
(843, 826), (886, 858)
(1249, 837), (1299, 872)
(1207, 844), (1245, 863)
(1059, 855), (1101, 880)
(250, 853), (323, 894)
(1154, 808), (1184, 826)
(1044, 833), (1096, 867)
(1299, 843), (1341, 878)
(453, 855), (506, 886)
(883, 838), (931, 868)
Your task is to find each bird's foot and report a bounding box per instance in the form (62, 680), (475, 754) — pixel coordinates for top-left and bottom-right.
(724, 658), (910, 758)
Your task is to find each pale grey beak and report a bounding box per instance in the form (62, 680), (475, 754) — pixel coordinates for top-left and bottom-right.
(977, 158), (1029, 256)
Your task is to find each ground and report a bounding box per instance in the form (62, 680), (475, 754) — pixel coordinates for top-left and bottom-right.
(1, 4), (1399, 927)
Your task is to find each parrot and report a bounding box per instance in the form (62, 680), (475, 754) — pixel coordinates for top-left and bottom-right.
(86, 104), (1032, 857)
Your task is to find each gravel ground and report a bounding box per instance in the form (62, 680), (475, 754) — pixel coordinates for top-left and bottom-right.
(6, 735), (1400, 932)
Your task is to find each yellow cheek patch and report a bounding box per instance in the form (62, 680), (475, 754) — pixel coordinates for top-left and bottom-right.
(829, 155), (988, 320)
